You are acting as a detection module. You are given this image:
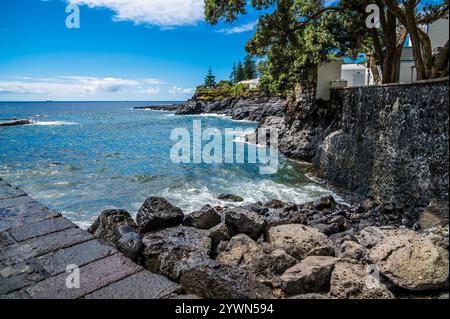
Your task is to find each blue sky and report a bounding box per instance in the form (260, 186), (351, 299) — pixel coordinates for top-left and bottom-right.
(0, 0), (260, 101)
(0, 0), (445, 101)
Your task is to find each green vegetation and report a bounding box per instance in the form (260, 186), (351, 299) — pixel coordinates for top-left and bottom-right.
(204, 66), (217, 87)
(194, 80), (260, 101)
(204, 0), (449, 95)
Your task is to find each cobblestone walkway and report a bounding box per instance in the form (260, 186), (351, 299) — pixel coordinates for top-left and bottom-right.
(0, 177), (181, 299)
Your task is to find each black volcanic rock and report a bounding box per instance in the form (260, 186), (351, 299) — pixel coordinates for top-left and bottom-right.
(136, 197), (184, 232)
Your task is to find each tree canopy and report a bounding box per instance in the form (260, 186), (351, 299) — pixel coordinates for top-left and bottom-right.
(204, 66), (217, 87)
(205, 0), (449, 94)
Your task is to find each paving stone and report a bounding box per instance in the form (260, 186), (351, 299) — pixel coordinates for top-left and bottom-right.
(27, 253), (142, 299)
(0, 203), (61, 232)
(23, 227), (94, 257)
(0, 231), (15, 248)
(0, 242), (35, 267)
(0, 179), (10, 187)
(8, 217), (77, 242)
(85, 270), (181, 299)
(0, 261), (48, 295)
(37, 239), (117, 276)
(0, 195), (36, 209)
(0, 290), (31, 299)
(0, 185), (26, 200)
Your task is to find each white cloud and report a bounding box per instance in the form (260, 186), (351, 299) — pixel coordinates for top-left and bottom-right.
(217, 22), (256, 35)
(67, 0), (204, 27)
(168, 86), (194, 94)
(0, 76), (163, 97)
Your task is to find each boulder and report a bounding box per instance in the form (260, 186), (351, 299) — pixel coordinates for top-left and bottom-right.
(330, 262), (394, 299)
(88, 209), (138, 243)
(218, 194), (244, 202)
(422, 225), (449, 250)
(208, 222), (231, 258)
(182, 205), (221, 230)
(217, 235), (296, 280)
(224, 208), (267, 240)
(267, 224), (334, 260)
(337, 240), (365, 261)
(116, 226), (143, 261)
(357, 226), (385, 248)
(142, 226), (211, 281)
(312, 223), (340, 236)
(369, 228), (449, 291)
(252, 249), (297, 281)
(217, 234), (263, 266)
(180, 261), (273, 299)
(418, 203), (448, 230)
(136, 197), (184, 232)
(308, 196), (337, 211)
(281, 256), (337, 295)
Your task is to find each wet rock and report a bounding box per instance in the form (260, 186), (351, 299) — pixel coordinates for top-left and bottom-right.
(136, 197), (184, 232)
(330, 262), (394, 299)
(0, 119), (32, 127)
(88, 209), (138, 244)
(218, 194), (244, 202)
(224, 208), (267, 240)
(182, 205), (221, 230)
(180, 261), (273, 299)
(116, 226), (143, 261)
(267, 224), (334, 260)
(208, 222), (230, 258)
(142, 226), (211, 281)
(369, 228), (449, 291)
(86, 221), (144, 263)
(281, 256), (338, 295)
(308, 196), (337, 211)
(312, 223), (340, 236)
(264, 199), (286, 209)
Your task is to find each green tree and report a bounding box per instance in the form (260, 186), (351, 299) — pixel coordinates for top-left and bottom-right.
(204, 66), (216, 87)
(243, 54), (257, 80)
(204, 0), (449, 91)
(229, 62), (237, 83)
(236, 61), (245, 82)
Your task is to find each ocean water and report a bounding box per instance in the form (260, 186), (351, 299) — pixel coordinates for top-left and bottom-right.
(0, 101), (336, 229)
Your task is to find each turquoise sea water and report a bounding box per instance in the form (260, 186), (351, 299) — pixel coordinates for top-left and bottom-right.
(0, 101), (335, 228)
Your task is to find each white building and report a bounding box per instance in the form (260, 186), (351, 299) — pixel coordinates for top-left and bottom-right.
(399, 18), (449, 83)
(238, 79), (259, 89)
(341, 63), (374, 87)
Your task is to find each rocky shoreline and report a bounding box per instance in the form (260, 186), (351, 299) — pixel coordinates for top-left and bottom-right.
(88, 195), (449, 299)
(0, 119), (32, 127)
(128, 92), (449, 299)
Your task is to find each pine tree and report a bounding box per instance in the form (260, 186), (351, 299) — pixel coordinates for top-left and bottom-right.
(236, 61), (245, 83)
(229, 62), (237, 84)
(204, 67), (216, 87)
(243, 54), (257, 80)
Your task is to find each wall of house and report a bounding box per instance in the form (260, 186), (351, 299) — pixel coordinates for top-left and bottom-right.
(316, 60), (342, 100)
(341, 64), (373, 87)
(314, 78), (449, 217)
(428, 18), (449, 49)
